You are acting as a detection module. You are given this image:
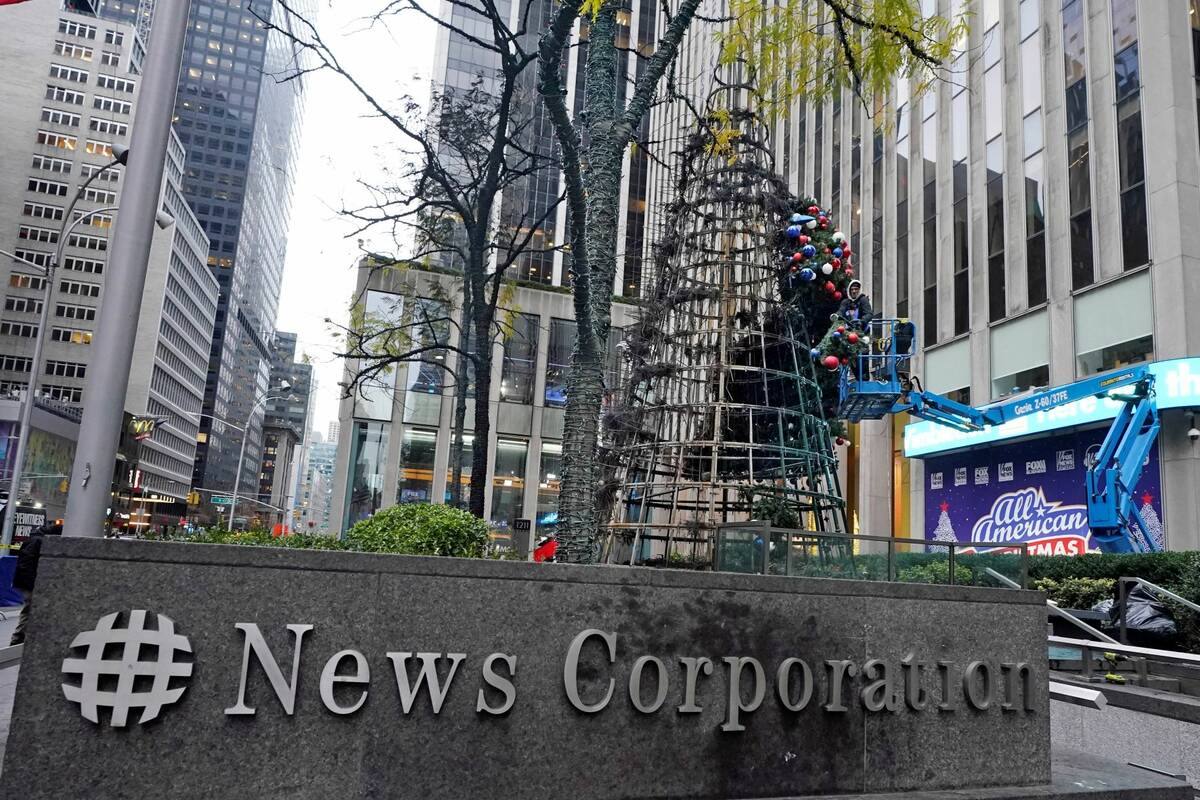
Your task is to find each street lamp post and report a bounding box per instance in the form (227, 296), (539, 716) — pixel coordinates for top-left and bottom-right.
(227, 382), (291, 531)
(0, 145), (130, 548)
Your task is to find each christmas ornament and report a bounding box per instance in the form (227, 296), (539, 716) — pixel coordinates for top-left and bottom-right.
(798, 235), (809, 245)
(799, 268), (815, 281)
(836, 325), (845, 334)
(824, 281), (835, 292)
(834, 291), (842, 300)
(831, 257), (841, 268)
(842, 245), (852, 255)
(844, 267), (854, 277)
(835, 436), (845, 446)
(807, 205), (819, 214)
(786, 225), (801, 238)
(791, 252), (802, 262)
(789, 213), (804, 223)
(810, 348), (822, 359)
(831, 231), (846, 244)
(833, 248), (843, 258)
(847, 332), (859, 344)
(821, 263), (833, 275)
(831, 330), (842, 340)
(802, 244), (816, 257)
(823, 355), (840, 370)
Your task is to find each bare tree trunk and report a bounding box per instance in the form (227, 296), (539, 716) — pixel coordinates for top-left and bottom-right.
(448, 294), (472, 508)
(468, 272), (494, 519)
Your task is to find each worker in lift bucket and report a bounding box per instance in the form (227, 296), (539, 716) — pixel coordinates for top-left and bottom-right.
(837, 280), (874, 329)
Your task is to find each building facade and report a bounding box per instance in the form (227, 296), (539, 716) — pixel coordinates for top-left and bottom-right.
(0, 0), (217, 517)
(298, 432), (335, 532)
(99, 0), (312, 500)
(647, 0), (1200, 552)
(255, 330), (311, 525)
(330, 260), (636, 536)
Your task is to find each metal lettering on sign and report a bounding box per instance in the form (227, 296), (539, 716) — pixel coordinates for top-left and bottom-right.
(61, 610), (193, 727)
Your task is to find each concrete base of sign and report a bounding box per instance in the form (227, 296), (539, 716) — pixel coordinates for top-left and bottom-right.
(0, 539), (1147, 799)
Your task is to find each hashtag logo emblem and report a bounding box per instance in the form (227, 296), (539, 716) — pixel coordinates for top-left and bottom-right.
(61, 610), (193, 727)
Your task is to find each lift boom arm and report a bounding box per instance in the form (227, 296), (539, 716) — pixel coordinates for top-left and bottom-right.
(837, 320), (1160, 553)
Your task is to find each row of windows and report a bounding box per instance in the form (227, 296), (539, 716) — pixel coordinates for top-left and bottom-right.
(49, 63), (88, 84)
(90, 117), (127, 136)
(4, 297), (43, 315)
(93, 95), (131, 115)
(46, 359), (86, 378)
(18, 225), (58, 244)
(68, 233), (108, 251)
(36, 130), (76, 151)
(42, 107), (81, 127)
(81, 186), (117, 204)
(54, 40), (93, 61)
(12, 252), (51, 272)
(80, 164), (120, 183)
(45, 84), (85, 105)
(43, 384), (82, 404)
(58, 19), (97, 40)
(60, 280), (100, 298)
(32, 154), (71, 174)
(96, 74), (135, 93)
(51, 327), (92, 345)
(23, 201), (64, 222)
(0, 322), (38, 338)
(63, 255), (104, 274)
(28, 177), (69, 197)
(56, 303), (95, 322)
(0, 356), (32, 373)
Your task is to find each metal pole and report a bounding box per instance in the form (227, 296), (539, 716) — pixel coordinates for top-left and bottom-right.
(227, 428), (250, 531)
(0, 197), (120, 547)
(63, 0), (191, 536)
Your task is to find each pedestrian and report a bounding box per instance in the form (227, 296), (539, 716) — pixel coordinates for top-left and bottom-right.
(9, 522), (62, 646)
(836, 279), (874, 329)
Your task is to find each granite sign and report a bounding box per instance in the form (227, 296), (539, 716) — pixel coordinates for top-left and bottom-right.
(3, 538), (1052, 799)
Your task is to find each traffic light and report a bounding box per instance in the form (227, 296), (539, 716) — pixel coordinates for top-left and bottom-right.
(186, 490), (200, 506)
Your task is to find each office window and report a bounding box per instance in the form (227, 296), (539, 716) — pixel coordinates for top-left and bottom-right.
(55, 303), (96, 321)
(444, 433), (473, 506)
(397, 428), (437, 504)
(536, 442), (562, 526)
(0, 322), (39, 338)
(45, 85), (85, 106)
(871, 127), (884, 308)
(345, 420), (389, 526)
(1025, 154), (1047, 306)
(13, 252), (51, 272)
(100, 50), (120, 67)
(545, 319), (575, 407)
(89, 117), (128, 136)
(986, 137), (1005, 322)
(5, 297), (44, 314)
(1063, 0), (1093, 289)
(31, 154), (72, 174)
(93, 95), (132, 115)
(1075, 271), (1153, 375)
(49, 64), (88, 83)
(896, 88), (910, 319)
(0, 356), (32, 374)
(490, 438), (528, 530)
(23, 202), (64, 222)
(9, 273), (47, 290)
(1112, 5), (1148, 271)
(27, 177), (69, 197)
(404, 297), (448, 398)
(500, 313), (538, 405)
(58, 19), (97, 39)
(922, 114), (937, 346)
(19, 225), (58, 244)
(85, 139), (113, 157)
(54, 40), (93, 61)
(41, 107), (81, 127)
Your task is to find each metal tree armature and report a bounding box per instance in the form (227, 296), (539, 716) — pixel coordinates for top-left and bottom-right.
(602, 93), (847, 565)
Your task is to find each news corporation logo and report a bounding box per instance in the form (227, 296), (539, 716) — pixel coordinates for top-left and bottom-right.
(60, 610), (193, 727)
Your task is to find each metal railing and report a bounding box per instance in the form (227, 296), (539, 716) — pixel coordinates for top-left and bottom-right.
(714, 523), (1029, 588)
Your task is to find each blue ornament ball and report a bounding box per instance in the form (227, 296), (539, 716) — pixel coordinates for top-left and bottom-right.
(799, 267), (815, 281)
(833, 247), (843, 258)
(802, 244), (817, 257)
(786, 225), (802, 238)
(810, 348), (822, 360)
(831, 331), (842, 340)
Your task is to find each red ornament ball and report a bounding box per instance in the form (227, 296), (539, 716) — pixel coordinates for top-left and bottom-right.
(808, 205), (819, 214)
(790, 265), (798, 272)
(847, 332), (859, 344)
(836, 325), (846, 334)
(840, 356), (849, 365)
(842, 245), (852, 256)
(824, 247), (832, 254)
(844, 267), (854, 277)
(825, 281), (835, 292)
(823, 355), (840, 370)
(834, 291), (843, 300)
(799, 235), (809, 245)
(820, 221), (828, 229)
(791, 252), (802, 262)
(835, 436), (846, 446)
(831, 257), (841, 268)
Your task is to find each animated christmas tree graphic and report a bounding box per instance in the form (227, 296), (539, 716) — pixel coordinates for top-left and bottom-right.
(1139, 492), (1165, 550)
(933, 501), (957, 543)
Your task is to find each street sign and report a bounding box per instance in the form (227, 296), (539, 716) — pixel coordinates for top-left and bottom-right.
(512, 518), (533, 558)
(210, 496), (232, 506)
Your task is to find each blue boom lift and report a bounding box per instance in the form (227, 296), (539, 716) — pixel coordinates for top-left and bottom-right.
(837, 319), (1161, 553)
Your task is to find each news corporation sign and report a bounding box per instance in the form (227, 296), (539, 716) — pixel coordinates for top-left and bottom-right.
(59, 611), (1037, 730)
(1, 540), (1051, 799)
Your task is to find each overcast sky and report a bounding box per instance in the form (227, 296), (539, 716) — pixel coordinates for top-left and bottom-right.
(273, 1), (440, 439)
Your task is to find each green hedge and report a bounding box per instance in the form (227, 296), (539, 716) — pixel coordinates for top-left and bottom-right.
(140, 503), (491, 559)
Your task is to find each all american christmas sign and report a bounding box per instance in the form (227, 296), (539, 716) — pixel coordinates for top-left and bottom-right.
(922, 427), (1164, 555)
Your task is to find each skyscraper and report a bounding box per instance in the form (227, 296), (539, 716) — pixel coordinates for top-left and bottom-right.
(256, 330), (311, 522)
(98, 0), (313, 501)
(0, 0), (217, 519)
